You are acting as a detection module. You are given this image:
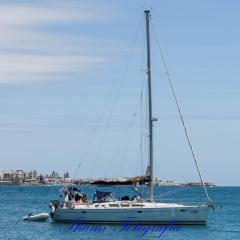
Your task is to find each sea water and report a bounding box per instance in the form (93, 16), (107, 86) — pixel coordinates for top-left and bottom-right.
(0, 185), (239, 240)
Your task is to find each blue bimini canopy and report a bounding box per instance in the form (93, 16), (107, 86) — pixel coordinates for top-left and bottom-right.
(93, 191), (116, 203)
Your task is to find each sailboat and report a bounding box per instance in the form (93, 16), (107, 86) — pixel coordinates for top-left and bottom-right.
(49, 10), (213, 224)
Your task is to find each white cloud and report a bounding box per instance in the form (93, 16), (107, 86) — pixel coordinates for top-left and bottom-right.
(0, 3), (116, 83)
(0, 54), (104, 83)
(0, 4), (111, 27)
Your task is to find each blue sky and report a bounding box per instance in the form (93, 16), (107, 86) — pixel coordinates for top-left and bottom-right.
(0, 0), (239, 186)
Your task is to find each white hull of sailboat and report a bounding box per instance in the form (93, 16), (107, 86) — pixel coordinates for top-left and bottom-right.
(51, 202), (209, 224)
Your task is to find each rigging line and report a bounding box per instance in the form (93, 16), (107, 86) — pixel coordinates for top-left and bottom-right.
(73, 162), (81, 179)
(80, 40), (134, 173)
(104, 91), (144, 176)
(140, 79), (148, 179)
(145, 74), (149, 167)
(119, 52), (147, 176)
(140, 25), (146, 200)
(140, 89), (143, 199)
(119, 112), (137, 176)
(140, 90), (143, 172)
(138, 76), (148, 178)
(90, 17), (144, 177)
(140, 91), (143, 193)
(150, 18), (214, 207)
(120, 94), (143, 176)
(140, 27), (145, 165)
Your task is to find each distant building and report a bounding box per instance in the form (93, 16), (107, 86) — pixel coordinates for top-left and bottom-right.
(39, 174), (44, 182)
(51, 170), (59, 179)
(29, 170), (38, 180)
(64, 171), (70, 178)
(16, 170), (25, 180)
(33, 170), (37, 179)
(28, 171), (33, 179)
(0, 170), (17, 181)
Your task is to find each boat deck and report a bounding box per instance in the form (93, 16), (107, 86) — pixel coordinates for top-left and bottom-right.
(64, 201), (207, 210)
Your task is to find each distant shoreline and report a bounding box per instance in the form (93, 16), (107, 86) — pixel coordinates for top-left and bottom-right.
(0, 180), (216, 187)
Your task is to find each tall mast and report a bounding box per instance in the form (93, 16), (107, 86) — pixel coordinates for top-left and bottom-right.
(145, 10), (153, 202)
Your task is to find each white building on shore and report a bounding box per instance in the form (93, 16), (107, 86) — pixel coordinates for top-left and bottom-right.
(0, 170), (38, 181)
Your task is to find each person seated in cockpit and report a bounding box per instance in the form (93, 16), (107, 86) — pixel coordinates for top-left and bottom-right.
(82, 193), (88, 203)
(75, 192), (82, 203)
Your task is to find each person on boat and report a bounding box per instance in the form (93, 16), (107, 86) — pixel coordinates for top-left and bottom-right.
(82, 193), (88, 203)
(64, 191), (69, 201)
(121, 195), (130, 201)
(74, 192), (82, 203)
(66, 189), (73, 201)
(63, 191), (70, 208)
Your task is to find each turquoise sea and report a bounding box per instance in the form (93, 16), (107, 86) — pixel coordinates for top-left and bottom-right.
(0, 186), (239, 240)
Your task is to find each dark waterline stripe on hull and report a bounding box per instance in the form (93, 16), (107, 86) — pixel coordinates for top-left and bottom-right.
(51, 219), (207, 225)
